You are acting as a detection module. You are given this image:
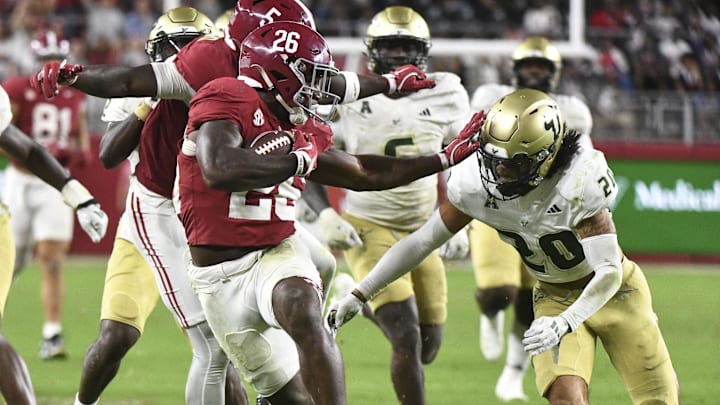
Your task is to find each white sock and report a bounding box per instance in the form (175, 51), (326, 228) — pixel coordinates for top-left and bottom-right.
(506, 324), (530, 371)
(74, 393), (98, 405)
(43, 322), (62, 339)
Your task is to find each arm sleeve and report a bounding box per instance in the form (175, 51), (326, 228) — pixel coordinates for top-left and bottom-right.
(151, 62), (195, 103)
(356, 209), (454, 299)
(560, 233), (623, 331)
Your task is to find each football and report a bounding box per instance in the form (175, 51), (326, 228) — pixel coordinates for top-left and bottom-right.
(248, 130), (294, 156)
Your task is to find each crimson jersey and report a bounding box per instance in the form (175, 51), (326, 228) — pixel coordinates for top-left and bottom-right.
(178, 77), (333, 248)
(173, 36), (239, 91)
(1, 75), (85, 166)
(135, 36), (239, 199)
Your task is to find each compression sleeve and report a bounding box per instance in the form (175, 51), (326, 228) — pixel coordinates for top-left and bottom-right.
(356, 210), (454, 299)
(560, 234), (623, 331)
(151, 62), (195, 103)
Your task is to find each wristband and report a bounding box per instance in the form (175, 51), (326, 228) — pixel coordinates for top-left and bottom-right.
(436, 152), (450, 170)
(339, 71), (360, 103)
(61, 178), (95, 209)
(382, 73), (397, 93)
(291, 151), (307, 176)
(134, 100), (153, 121)
(351, 288), (367, 303)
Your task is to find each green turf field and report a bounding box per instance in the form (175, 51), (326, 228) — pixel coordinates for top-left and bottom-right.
(3, 258), (719, 404)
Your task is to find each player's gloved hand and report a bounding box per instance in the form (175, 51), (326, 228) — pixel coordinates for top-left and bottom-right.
(437, 111), (486, 170)
(290, 129), (318, 177)
(76, 204), (109, 243)
(439, 229), (469, 259)
(326, 291), (365, 331)
(383, 64), (436, 94)
(522, 315), (570, 356)
(61, 179), (109, 243)
(319, 208), (363, 250)
(31, 59), (84, 99)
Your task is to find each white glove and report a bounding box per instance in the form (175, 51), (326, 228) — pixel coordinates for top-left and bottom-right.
(439, 229), (469, 259)
(61, 179), (109, 243)
(326, 292), (364, 332)
(76, 203), (109, 243)
(522, 315), (570, 356)
(319, 208), (363, 250)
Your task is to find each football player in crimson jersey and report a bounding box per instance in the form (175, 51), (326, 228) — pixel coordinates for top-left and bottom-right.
(74, 8), (249, 405)
(178, 21), (482, 405)
(31, 0), (427, 303)
(467, 37), (594, 402)
(330, 89), (679, 405)
(0, 29), (91, 361)
(300, 7), (472, 405)
(0, 84), (107, 405)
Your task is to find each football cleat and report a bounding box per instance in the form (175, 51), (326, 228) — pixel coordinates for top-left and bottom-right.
(39, 333), (68, 360)
(480, 312), (505, 361)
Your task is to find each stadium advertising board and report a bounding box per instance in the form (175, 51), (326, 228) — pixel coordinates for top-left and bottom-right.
(598, 141), (720, 259)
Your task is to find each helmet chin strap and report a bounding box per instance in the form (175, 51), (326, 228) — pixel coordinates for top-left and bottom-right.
(255, 65), (308, 125)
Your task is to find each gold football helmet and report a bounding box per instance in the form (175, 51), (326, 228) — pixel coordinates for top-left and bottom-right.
(479, 88), (565, 200)
(214, 9), (232, 35)
(145, 7), (216, 62)
(511, 37), (562, 92)
(365, 6), (431, 74)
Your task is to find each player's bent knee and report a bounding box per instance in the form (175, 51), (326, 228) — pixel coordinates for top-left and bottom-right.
(546, 375), (588, 405)
(98, 320), (140, 351)
(101, 292), (146, 332)
(224, 329), (272, 371)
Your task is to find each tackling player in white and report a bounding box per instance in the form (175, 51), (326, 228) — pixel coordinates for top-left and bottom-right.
(329, 89), (679, 405)
(467, 36), (593, 401)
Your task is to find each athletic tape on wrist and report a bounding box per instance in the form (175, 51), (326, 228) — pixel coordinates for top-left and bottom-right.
(340, 71), (360, 103)
(382, 73), (397, 93)
(134, 101), (153, 121)
(61, 178), (95, 209)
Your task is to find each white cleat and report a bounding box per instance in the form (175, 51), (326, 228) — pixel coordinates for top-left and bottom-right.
(495, 365), (528, 402)
(480, 311), (505, 361)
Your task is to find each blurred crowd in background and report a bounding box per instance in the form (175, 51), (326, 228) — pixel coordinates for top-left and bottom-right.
(1, 0), (718, 142)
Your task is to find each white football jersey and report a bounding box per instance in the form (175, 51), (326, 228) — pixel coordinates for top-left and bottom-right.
(331, 72), (470, 231)
(101, 97), (142, 173)
(447, 147), (618, 283)
(470, 83), (593, 149)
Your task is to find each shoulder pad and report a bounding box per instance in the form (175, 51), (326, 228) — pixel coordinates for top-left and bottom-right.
(556, 149), (616, 218)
